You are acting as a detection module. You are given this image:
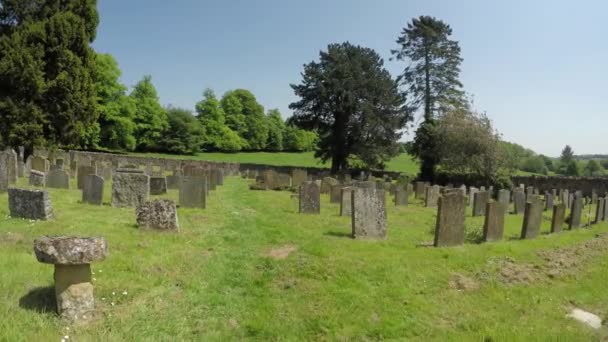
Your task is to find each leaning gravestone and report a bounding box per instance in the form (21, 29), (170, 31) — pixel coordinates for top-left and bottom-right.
(82, 175), (104, 205)
(351, 187), (386, 239)
(513, 190), (526, 215)
(473, 191), (490, 217)
(330, 184), (342, 203)
(179, 176), (206, 209)
(483, 201), (505, 242)
(340, 186), (353, 216)
(46, 169), (69, 189)
(29, 170), (45, 187)
(394, 188), (408, 206)
(551, 203), (566, 233)
(77, 166), (96, 190)
(425, 185), (440, 208)
(570, 197), (583, 229)
(111, 169), (150, 208)
(595, 197), (605, 223)
(521, 199), (543, 239)
(8, 188), (53, 220)
(434, 191), (466, 247)
(149, 176), (168, 195)
(136, 199), (179, 231)
(299, 181), (320, 214)
(34, 236), (106, 322)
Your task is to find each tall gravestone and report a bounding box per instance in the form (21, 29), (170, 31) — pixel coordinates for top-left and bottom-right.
(473, 191), (490, 217)
(77, 166), (96, 190)
(595, 197), (605, 223)
(434, 192), (466, 247)
(551, 203), (566, 233)
(330, 184), (342, 203)
(468, 187), (478, 208)
(521, 199), (543, 239)
(394, 188), (408, 206)
(1, 149), (18, 184)
(46, 170), (69, 189)
(513, 190), (526, 215)
(414, 181), (426, 199)
(545, 192), (554, 211)
(561, 190), (570, 208)
(425, 185), (440, 208)
(8, 188), (53, 220)
(82, 175), (104, 205)
(604, 196), (608, 223)
(179, 176), (206, 209)
(340, 187), (353, 216)
(569, 197), (583, 229)
(483, 201), (505, 242)
(299, 181), (320, 214)
(497, 189), (510, 209)
(351, 187), (386, 239)
(112, 169), (150, 208)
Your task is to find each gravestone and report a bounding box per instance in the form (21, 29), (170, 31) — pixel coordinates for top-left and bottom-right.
(321, 177), (339, 194)
(136, 199), (179, 231)
(483, 201), (505, 242)
(8, 188), (53, 220)
(595, 197), (605, 223)
(425, 185), (440, 207)
(211, 169), (224, 186)
(330, 184), (343, 203)
(521, 199), (543, 239)
(0, 149), (18, 185)
(551, 203), (566, 233)
(82, 175), (104, 205)
(394, 188), (408, 206)
(299, 181), (320, 214)
(149, 176), (168, 195)
(276, 173), (292, 189)
(570, 197), (583, 229)
(473, 191), (490, 217)
(414, 181), (426, 199)
(468, 187), (478, 207)
(340, 187), (353, 216)
(568, 193), (574, 209)
(98, 166), (112, 181)
(77, 166), (96, 190)
(46, 170), (69, 189)
(179, 176), (206, 209)
(513, 190), (526, 214)
(29, 170), (45, 187)
(497, 189), (510, 209)
(351, 187), (386, 239)
(545, 192), (554, 211)
(292, 169), (308, 188)
(604, 196), (608, 223)
(166, 175), (181, 190)
(434, 192), (466, 247)
(111, 169), (150, 208)
(31, 156), (48, 173)
(525, 186), (534, 200)
(561, 189), (569, 208)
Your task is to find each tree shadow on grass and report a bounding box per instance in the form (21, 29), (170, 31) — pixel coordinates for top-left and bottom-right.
(324, 231), (353, 239)
(19, 286), (56, 314)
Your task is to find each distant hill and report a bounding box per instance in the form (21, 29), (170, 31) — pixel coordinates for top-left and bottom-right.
(575, 155), (608, 161)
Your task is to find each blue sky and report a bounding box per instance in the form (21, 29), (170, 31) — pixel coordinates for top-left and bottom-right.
(93, 0), (607, 156)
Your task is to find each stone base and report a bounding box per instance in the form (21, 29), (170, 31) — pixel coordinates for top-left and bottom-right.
(54, 264), (94, 321)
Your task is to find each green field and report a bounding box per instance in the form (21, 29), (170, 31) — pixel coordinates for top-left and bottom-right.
(132, 152), (421, 176)
(1, 176), (608, 340)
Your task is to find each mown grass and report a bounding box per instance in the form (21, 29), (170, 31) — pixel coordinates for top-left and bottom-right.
(1, 176), (608, 340)
(132, 152), (421, 176)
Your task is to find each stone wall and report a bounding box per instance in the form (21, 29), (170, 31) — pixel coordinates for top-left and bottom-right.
(511, 176), (608, 197)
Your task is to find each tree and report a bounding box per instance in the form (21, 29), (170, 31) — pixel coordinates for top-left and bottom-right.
(560, 145), (574, 165)
(158, 107), (203, 155)
(290, 42), (409, 172)
(392, 16), (465, 180)
(196, 88), (243, 152)
(221, 89), (268, 150)
(584, 160), (603, 176)
(130, 75), (168, 151)
(0, 0), (99, 150)
(521, 156), (547, 174)
(283, 125), (318, 152)
(94, 53), (136, 151)
(565, 160), (580, 176)
(540, 154), (555, 172)
(266, 109), (285, 151)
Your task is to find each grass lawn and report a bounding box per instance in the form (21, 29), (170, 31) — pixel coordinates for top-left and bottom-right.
(1, 176), (608, 340)
(132, 152), (421, 176)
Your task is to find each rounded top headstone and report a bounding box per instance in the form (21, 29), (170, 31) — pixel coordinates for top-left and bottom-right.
(34, 236), (107, 265)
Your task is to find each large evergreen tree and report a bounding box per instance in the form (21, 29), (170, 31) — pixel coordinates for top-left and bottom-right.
(0, 0), (100, 150)
(290, 42), (409, 173)
(196, 88), (243, 152)
(129, 75), (168, 151)
(392, 16), (464, 180)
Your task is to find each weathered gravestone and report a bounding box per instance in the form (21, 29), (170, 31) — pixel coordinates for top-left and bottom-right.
(0, 149), (18, 186)
(497, 189), (510, 209)
(569, 197), (583, 229)
(34, 236), (106, 321)
(166, 175), (181, 190)
(473, 191), (490, 217)
(299, 181), (320, 214)
(149, 176), (167, 195)
(425, 185), (440, 208)
(46, 169), (69, 189)
(351, 187), (386, 239)
(340, 187), (353, 216)
(29, 170), (45, 187)
(414, 181), (426, 199)
(434, 192), (466, 247)
(483, 201), (505, 242)
(8, 188), (53, 220)
(136, 199), (179, 231)
(394, 188), (408, 206)
(31, 156), (48, 173)
(179, 177), (206, 209)
(545, 192), (554, 211)
(521, 199), (543, 239)
(330, 184), (342, 203)
(595, 197), (605, 223)
(561, 189), (569, 208)
(551, 203), (566, 233)
(468, 187), (478, 207)
(82, 175), (104, 205)
(77, 166), (96, 190)
(525, 186), (534, 201)
(513, 190), (526, 215)
(604, 196), (608, 223)
(568, 193), (575, 210)
(292, 169), (308, 188)
(211, 169), (224, 186)
(321, 177), (339, 194)
(111, 169), (150, 208)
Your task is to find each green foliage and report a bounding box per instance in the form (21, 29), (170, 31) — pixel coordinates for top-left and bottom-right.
(283, 125), (318, 152)
(158, 107), (203, 155)
(540, 154), (555, 172)
(130, 75), (168, 151)
(0, 0), (99, 149)
(266, 109), (285, 151)
(521, 156), (548, 175)
(499, 141), (536, 172)
(565, 160), (580, 176)
(583, 159), (604, 176)
(560, 145), (574, 165)
(94, 53), (136, 151)
(290, 42), (410, 172)
(196, 88), (244, 152)
(220, 89), (268, 150)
